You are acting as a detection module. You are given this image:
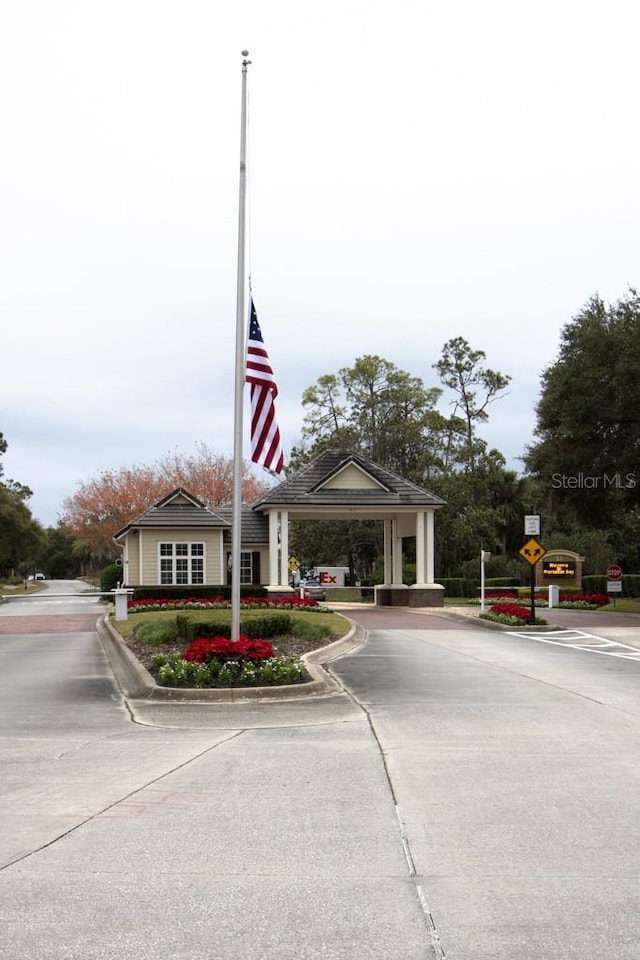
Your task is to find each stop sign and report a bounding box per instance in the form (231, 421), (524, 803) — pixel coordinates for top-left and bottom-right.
(606, 564), (623, 580)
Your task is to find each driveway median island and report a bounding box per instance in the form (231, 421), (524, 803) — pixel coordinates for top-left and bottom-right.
(98, 595), (364, 702)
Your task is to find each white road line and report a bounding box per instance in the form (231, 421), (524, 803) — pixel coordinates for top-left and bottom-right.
(508, 628), (640, 661)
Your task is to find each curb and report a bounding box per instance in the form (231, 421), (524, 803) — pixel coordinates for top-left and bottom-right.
(435, 608), (568, 632)
(97, 615), (366, 703)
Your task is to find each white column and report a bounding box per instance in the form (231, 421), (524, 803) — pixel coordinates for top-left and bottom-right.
(392, 519), (403, 584)
(279, 510), (289, 586)
(415, 511), (426, 585)
(138, 533), (144, 586)
(269, 511), (279, 586)
(383, 519), (392, 585)
(426, 509), (435, 583)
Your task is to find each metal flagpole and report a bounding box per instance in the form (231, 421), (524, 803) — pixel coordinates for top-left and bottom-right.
(231, 51), (251, 643)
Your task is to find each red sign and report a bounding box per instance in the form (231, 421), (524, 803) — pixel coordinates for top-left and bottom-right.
(606, 564), (623, 580)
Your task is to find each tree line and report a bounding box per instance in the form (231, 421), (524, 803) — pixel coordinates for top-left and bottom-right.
(2, 289), (639, 583)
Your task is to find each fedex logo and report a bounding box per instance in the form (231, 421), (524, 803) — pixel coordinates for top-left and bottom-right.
(319, 572), (337, 584)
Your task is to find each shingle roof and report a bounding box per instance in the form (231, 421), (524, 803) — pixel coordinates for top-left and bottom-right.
(113, 487), (270, 543)
(251, 449), (446, 510)
(214, 507), (269, 544)
(113, 452), (445, 544)
(113, 487), (231, 540)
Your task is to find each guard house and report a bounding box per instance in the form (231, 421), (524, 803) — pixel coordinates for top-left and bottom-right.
(251, 449), (446, 606)
(113, 449), (446, 606)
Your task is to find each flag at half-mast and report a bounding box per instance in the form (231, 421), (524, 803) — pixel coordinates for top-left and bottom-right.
(245, 299), (284, 474)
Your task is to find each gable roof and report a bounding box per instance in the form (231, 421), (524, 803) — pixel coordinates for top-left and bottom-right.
(252, 449), (445, 511)
(113, 487), (231, 541)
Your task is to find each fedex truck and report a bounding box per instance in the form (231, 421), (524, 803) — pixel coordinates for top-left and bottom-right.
(310, 566), (351, 588)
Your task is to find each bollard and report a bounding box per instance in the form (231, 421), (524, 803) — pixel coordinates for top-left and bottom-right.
(113, 588), (129, 621)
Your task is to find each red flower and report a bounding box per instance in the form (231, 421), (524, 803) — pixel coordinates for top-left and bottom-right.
(489, 603), (533, 622)
(235, 638), (275, 659)
(182, 635), (275, 663)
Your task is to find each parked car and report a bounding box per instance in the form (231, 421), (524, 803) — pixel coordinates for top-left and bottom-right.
(35, 573), (46, 580)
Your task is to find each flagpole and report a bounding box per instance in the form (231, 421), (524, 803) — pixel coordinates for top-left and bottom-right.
(231, 51), (250, 643)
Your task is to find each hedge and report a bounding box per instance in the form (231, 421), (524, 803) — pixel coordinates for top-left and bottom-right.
(131, 584), (268, 601)
(437, 578), (478, 598)
(582, 574), (640, 597)
(176, 612), (293, 642)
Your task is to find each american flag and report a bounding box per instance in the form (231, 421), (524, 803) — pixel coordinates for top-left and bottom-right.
(245, 299), (284, 474)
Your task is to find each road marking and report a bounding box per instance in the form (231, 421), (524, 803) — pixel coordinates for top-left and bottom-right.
(508, 628), (640, 661)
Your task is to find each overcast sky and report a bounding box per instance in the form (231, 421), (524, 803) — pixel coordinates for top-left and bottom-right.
(1, 1), (638, 527)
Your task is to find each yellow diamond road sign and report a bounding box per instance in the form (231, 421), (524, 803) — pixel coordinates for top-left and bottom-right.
(519, 538), (546, 566)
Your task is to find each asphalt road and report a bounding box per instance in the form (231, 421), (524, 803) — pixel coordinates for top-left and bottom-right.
(1, 585), (640, 959)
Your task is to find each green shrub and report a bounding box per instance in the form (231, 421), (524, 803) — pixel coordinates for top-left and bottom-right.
(260, 656), (306, 684)
(151, 650), (307, 688)
(438, 578), (478, 598)
(582, 574), (640, 597)
(218, 660), (241, 685)
(100, 563), (122, 593)
(176, 612), (293, 642)
(133, 619), (179, 645)
(131, 585), (267, 601)
(288, 617), (333, 642)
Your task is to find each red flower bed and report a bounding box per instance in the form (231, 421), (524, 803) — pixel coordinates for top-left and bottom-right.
(489, 603), (534, 622)
(128, 595), (320, 611)
(559, 593), (609, 606)
(182, 635), (275, 663)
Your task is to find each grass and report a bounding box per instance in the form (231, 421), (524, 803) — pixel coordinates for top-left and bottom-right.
(596, 597), (640, 614)
(444, 595), (640, 614)
(0, 580), (46, 597)
(111, 606), (352, 683)
(112, 607), (350, 643)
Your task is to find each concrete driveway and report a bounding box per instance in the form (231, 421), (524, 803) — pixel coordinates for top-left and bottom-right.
(3, 591), (640, 958)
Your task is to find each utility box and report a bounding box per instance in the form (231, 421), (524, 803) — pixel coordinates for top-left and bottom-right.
(113, 588), (129, 621)
(548, 584), (560, 608)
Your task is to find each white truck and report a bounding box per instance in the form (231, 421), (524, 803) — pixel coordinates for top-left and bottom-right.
(311, 566), (351, 588)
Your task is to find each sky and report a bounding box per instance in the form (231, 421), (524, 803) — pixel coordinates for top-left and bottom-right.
(1, 0), (639, 528)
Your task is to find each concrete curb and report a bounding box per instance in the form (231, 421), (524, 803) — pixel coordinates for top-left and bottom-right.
(434, 607), (568, 632)
(97, 615), (366, 703)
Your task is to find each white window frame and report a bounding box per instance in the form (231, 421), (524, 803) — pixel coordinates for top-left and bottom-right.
(158, 542), (205, 586)
(226, 550), (257, 585)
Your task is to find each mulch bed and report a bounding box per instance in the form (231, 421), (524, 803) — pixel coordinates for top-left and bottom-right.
(124, 634), (334, 673)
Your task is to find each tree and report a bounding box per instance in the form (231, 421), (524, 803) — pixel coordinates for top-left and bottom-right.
(59, 444), (272, 559)
(0, 432), (45, 577)
(40, 526), (83, 580)
(294, 355), (447, 485)
(292, 346), (516, 578)
(525, 290), (640, 530)
(289, 518), (381, 585)
(433, 336), (511, 473)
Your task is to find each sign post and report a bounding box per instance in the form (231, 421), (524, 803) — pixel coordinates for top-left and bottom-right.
(518, 537), (546, 625)
(606, 564), (623, 607)
(480, 550), (491, 612)
(524, 515), (541, 536)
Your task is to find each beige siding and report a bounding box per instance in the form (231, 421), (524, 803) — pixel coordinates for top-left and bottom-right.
(122, 537), (139, 586)
(121, 528), (270, 586)
(319, 463), (384, 490)
(135, 528), (224, 585)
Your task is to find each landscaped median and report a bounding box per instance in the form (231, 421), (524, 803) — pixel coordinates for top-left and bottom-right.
(97, 595), (364, 701)
(463, 592), (610, 628)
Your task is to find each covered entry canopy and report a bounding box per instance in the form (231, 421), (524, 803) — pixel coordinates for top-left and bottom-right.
(253, 449), (446, 607)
